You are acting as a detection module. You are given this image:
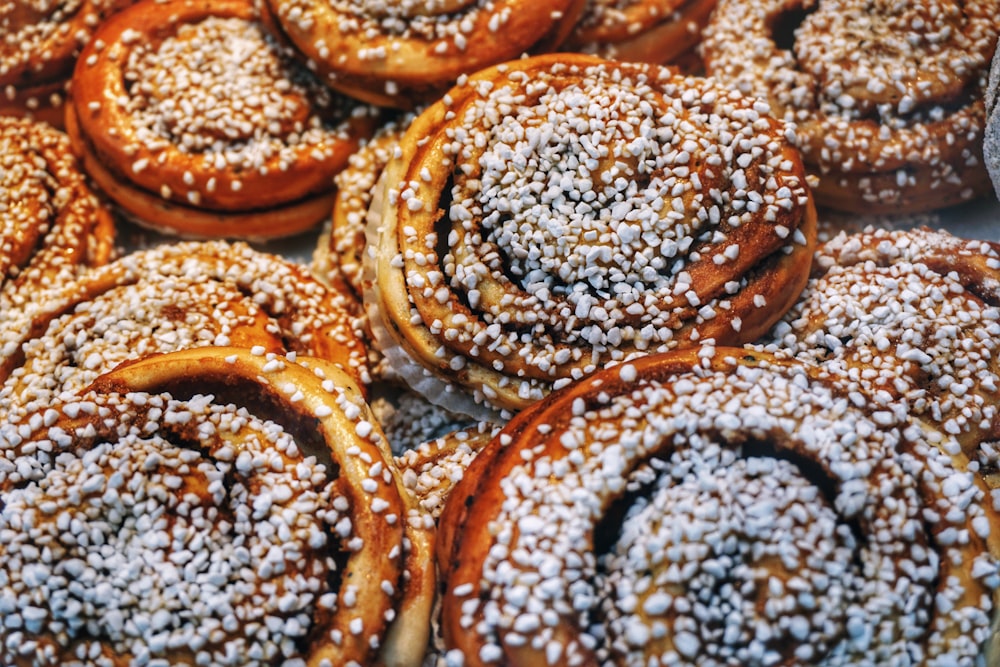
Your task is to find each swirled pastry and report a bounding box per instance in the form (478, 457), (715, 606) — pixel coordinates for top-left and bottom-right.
(368, 53), (817, 418)
(261, 0), (588, 108)
(761, 227), (1000, 487)
(0, 0), (131, 127)
(702, 0), (1000, 214)
(437, 346), (1000, 666)
(565, 0), (718, 66)
(0, 346), (433, 666)
(0, 241), (370, 421)
(0, 116), (115, 317)
(66, 0), (378, 240)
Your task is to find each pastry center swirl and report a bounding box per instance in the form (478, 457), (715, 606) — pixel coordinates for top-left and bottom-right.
(123, 17), (325, 163)
(598, 453), (861, 665)
(794, 0), (991, 114)
(0, 396), (348, 661)
(474, 82), (707, 298)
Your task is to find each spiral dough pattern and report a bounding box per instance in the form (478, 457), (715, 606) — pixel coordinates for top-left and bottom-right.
(437, 347), (1000, 666)
(370, 54), (816, 417)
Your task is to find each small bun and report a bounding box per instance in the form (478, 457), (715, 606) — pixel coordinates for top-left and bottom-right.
(260, 0), (588, 107)
(67, 0), (379, 240)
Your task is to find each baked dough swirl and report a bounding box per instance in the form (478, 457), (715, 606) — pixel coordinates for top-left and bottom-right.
(0, 117), (115, 318)
(0, 241), (369, 421)
(369, 53), (817, 417)
(261, 0), (587, 107)
(565, 0), (718, 66)
(0, 346), (433, 666)
(66, 0), (378, 239)
(761, 227), (1000, 487)
(702, 0), (1000, 214)
(437, 346), (1000, 666)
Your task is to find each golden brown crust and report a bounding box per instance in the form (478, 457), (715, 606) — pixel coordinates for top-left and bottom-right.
(702, 0), (1000, 214)
(66, 99), (340, 241)
(438, 346), (1000, 666)
(566, 0), (718, 65)
(67, 0), (377, 239)
(369, 53), (816, 416)
(0, 346), (422, 666)
(0, 116), (116, 317)
(262, 0), (589, 108)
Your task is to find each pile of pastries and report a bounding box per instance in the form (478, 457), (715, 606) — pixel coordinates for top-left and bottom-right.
(2, 0), (1000, 665)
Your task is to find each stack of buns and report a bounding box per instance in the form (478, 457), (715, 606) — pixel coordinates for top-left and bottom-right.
(2, 0), (1000, 665)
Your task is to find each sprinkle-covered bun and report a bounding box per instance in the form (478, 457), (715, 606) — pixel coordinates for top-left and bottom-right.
(437, 346), (1000, 666)
(260, 0), (588, 108)
(66, 0), (379, 240)
(564, 0), (718, 66)
(0, 346), (434, 667)
(702, 0), (1000, 214)
(368, 53), (816, 418)
(0, 241), (371, 421)
(761, 226), (1000, 487)
(0, 117), (115, 317)
(0, 0), (132, 127)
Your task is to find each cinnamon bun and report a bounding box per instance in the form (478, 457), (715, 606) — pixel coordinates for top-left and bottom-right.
(438, 346), (1000, 666)
(260, 0), (588, 108)
(0, 0), (132, 127)
(0, 116), (115, 318)
(0, 346), (433, 667)
(368, 53), (817, 418)
(0, 241), (370, 421)
(761, 226), (1000, 488)
(565, 0), (718, 67)
(702, 0), (1000, 214)
(66, 0), (378, 240)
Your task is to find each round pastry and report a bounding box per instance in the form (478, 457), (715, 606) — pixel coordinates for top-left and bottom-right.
(565, 0), (718, 66)
(0, 346), (433, 667)
(437, 345), (1000, 666)
(0, 116), (115, 317)
(760, 226), (1000, 488)
(0, 0), (131, 127)
(702, 0), (1000, 214)
(368, 53), (817, 418)
(66, 0), (378, 240)
(260, 0), (588, 108)
(0, 240), (370, 421)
